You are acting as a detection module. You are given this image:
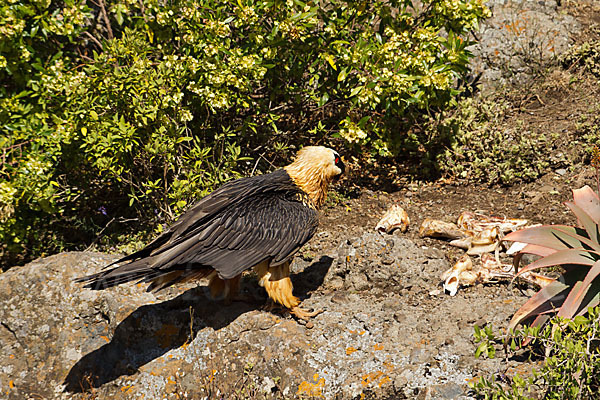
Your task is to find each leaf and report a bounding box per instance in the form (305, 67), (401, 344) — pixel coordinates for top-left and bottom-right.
(115, 9), (124, 26)
(516, 248), (600, 276)
(564, 201), (600, 244)
(572, 185), (600, 224)
(575, 286), (600, 317)
(556, 280), (586, 320)
(529, 314), (551, 330)
(505, 225), (600, 252)
(512, 244), (557, 273)
(475, 342), (487, 358)
(147, 28), (154, 44)
(325, 55), (337, 71)
(357, 115), (370, 128)
(554, 261), (600, 320)
(338, 68), (347, 82)
(317, 92), (329, 107)
(349, 86), (363, 97)
(508, 278), (570, 331)
(517, 243), (557, 257)
(520, 314), (550, 347)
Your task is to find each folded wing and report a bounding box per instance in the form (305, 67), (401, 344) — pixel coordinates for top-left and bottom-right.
(76, 170), (319, 289)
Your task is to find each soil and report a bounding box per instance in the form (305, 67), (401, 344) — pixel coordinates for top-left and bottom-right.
(321, 165), (588, 259)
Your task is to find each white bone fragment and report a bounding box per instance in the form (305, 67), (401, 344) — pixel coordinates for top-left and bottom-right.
(442, 255), (473, 296)
(419, 218), (465, 239)
(467, 227), (500, 255)
(376, 204), (410, 234)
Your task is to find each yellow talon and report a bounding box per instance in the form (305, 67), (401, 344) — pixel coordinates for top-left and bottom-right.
(290, 306), (323, 321)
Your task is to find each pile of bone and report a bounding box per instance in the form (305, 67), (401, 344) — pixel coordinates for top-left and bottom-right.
(419, 211), (527, 255)
(375, 207), (553, 296)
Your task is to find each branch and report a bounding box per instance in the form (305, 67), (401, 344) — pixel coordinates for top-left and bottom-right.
(83, 31), (103, 50)
(98, 0), (114, 40)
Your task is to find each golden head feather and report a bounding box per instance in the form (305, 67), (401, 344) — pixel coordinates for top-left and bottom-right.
(284, 146), (345, 208)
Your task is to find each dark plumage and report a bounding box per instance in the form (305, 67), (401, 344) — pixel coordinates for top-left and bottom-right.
(76, 146), (345, 320)
(78, 170), (318, 289)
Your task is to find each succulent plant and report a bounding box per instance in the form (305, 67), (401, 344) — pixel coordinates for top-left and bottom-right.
(504, 185), (600, 331)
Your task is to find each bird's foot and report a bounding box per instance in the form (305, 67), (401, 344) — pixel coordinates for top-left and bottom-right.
(261, 300), (282, 313)
(289, 306), (323, 321)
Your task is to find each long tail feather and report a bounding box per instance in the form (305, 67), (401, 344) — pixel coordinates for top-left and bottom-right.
(145, 267), (213, 292)
(75, 260), (213, 292)
(74, 260), (158, 290)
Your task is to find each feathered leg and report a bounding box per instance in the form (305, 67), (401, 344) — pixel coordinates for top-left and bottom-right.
(207, 272), (243, 303)
(253, 261), (322, 320)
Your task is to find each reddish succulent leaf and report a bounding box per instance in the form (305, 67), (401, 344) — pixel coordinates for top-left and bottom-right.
(508, 279), (570, 331)
(530, 314), (551, 328)
(575, 281), (600, 317)
(508, 186), (600, 332)
(557, 260), (600, 319)
(553, 225), (600, 252)
(518, 244), (557, 258)
(572, 186), (600, 224)
(564, 201), (600, 244)
(504, 225), (599, 252)
(556, 281), (585, 319)
(512, 244), (557, 273)
(515, 248), (599, 276)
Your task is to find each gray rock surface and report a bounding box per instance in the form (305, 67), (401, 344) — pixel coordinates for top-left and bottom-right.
(471, 0), (580, 90)
(0, 233), (528, 399)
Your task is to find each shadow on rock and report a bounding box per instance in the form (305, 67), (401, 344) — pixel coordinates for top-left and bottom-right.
(293, 255), (334, 297)
(64, 256), (333, 393)
(63, 287), (255, 392)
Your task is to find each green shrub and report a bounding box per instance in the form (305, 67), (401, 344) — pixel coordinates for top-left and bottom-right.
(430, 96), (565, 185)
(562, 30), (600, 78)
(471, 307), (600, 399)
(0, 0), (490, 266)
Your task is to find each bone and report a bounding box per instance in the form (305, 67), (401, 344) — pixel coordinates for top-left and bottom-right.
(440, 253), (554, 296)
(480, 253), (554, 288)
(466, 227), (500, 255)
(442, 255), (474, 296)
(376, 204), (410, 234)
(457, 211), (528, 234)
(419, 219), (465, 240)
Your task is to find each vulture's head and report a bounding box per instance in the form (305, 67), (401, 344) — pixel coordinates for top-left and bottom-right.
(285, 146), (345, 208)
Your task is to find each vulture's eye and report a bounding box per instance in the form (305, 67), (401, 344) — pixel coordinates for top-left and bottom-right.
(333, 153), (345, 174)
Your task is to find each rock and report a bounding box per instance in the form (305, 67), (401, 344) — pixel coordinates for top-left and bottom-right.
(261, 376), (277, 394)
(324, 232), (448, 294)
(0, 239), (524, 399)
(470, 0), (580, 91)
(420, 383), (465, 400)
(424, 247), (445, 259)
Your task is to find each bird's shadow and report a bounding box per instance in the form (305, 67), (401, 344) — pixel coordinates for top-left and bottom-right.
(63, 256), (333, 393)
(292, 255), (334, 296)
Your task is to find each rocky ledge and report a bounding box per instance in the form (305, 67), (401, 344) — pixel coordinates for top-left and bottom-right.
(0, 232), (528, 399)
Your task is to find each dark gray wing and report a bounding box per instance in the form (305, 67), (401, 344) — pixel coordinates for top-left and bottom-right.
(158, 191), (319, 279)
(76, 169), (318, 288)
